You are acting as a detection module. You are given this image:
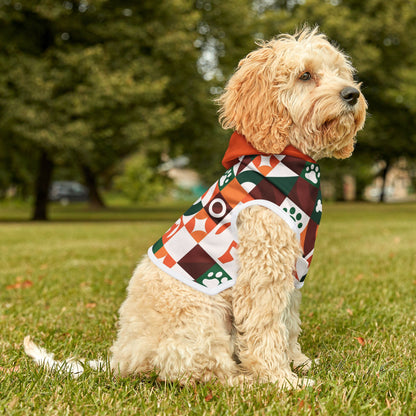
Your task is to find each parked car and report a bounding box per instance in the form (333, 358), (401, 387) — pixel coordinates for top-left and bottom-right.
(49, 181), (89, 205)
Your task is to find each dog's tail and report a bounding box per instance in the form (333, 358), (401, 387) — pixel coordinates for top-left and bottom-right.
(23, 336), (106, 378)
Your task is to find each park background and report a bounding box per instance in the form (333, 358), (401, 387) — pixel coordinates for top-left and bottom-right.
(0, 0), (416, 219)
(0, 1), (416, 415)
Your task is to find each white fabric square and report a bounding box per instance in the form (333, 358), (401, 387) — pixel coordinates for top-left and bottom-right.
(163, 227), (198, 261)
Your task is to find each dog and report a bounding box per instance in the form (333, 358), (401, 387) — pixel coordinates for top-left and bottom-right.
(25, 27), (366, 388)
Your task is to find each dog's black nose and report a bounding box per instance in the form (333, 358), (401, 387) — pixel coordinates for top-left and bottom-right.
(340, 87), (360, 106)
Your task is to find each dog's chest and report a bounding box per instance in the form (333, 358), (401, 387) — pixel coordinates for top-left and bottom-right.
(149, 154), (322, 295)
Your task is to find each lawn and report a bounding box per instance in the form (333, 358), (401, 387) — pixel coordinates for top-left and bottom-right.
(0, 202), (415, 415)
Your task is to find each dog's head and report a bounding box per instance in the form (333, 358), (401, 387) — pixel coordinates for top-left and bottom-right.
(218, 27), (367, 160)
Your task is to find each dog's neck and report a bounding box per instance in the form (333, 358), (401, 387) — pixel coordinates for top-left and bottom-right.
(222, 132), (315, 169)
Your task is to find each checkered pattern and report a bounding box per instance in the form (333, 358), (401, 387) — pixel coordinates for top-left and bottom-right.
(148, 153), (322, 295)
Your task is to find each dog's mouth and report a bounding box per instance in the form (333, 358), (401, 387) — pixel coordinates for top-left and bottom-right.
(321, 118), (336, 132)
(318, 113), (357, 156)
(322, 107), (362, 135)
(321, 117), (347, 137)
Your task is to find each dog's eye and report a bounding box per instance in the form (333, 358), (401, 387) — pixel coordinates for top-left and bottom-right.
(299, 72), (312, 81)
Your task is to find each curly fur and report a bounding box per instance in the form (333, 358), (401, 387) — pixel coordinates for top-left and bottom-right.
(110, 27), (366, 388)
(25, 27), (366, 389)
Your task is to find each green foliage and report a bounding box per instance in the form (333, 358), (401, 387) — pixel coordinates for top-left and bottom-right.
(0, 131), (36, 198)
(0, 0), (254, 202)
(1, 0), (416, 205)
(0, 1), (190, 168)
(114, 153), (169, 203)
(165, 0), (255, 183)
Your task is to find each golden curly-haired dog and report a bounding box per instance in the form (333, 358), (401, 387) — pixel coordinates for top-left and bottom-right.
(109, 27), (366, 387)
(25, 27), (366, 388)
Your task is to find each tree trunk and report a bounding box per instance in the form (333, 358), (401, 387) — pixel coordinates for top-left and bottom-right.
(81, 164), (106, 209)
(379, 160), (390, 203)
(32, 150), (54, 221)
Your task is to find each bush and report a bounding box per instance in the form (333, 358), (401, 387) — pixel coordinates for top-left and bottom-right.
(114, 153), (170, 203)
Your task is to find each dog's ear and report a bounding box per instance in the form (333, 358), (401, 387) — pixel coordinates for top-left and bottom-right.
(218, 45), (291, 154)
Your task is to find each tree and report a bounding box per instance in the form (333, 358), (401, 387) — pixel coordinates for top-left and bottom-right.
(157, 0), (255, 184)
(0, 1), (194, 219)
(0, 0), (260, 218)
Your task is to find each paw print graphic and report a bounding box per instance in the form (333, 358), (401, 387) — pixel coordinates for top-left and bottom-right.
(202, 270), (231, 288)
(283, 206), (303, 229)
(304, 164), (320, 184)
(315, 199), (322, 213)
(219, 169), (234, 189)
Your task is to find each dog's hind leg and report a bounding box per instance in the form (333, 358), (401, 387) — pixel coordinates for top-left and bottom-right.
(152, 295), (241, 385)
(110, 258), (240, 384)
(232, 205), (314, 388)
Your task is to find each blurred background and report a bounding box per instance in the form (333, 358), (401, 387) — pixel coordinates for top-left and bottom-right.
(0, 0), (415, 220)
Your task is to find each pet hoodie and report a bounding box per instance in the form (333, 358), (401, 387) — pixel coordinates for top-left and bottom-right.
(148, 132), (322, 295)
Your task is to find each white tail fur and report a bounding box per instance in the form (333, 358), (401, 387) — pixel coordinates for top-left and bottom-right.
(23, 336), (106, 378)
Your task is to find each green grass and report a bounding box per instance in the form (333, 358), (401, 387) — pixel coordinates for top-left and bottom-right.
(0, 202), (415, 415)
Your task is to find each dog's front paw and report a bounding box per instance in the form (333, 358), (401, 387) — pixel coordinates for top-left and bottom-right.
(281, 375), (315, 390)
(299, 377), (315, 388)
(293, 355), (319, 373)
